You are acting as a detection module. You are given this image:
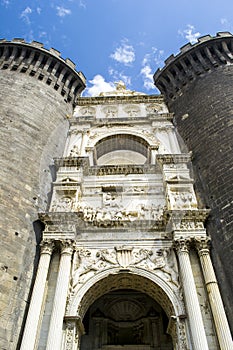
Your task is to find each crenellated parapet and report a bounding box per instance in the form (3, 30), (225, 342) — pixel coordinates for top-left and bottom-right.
(154, 32), (233, 100)
(0, 38), (86, 103)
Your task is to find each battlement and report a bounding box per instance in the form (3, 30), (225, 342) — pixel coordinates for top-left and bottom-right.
(0, 38), (86, 103)
(154, 32), (233, 100)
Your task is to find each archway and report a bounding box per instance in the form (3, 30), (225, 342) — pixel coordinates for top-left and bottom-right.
(66, 269), (187, 350)
(81, 289), (173, 350)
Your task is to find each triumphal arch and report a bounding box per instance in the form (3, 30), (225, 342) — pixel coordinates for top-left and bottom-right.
(20, 83), (232, 350)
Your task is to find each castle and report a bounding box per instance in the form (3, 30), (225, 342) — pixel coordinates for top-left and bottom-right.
(0, 33), (232, 350)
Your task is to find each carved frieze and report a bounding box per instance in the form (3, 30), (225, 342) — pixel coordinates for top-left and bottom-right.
(103, 105), (118, 118)
(167, 209), (209, 233)
(167, 189), (197, 210)
(146, 103), (164, 114)
(124, 104), (140, 117)
(87, 164), (159, 176)
(79, 106), (96, 116)
(71, 247), (179, 290)
(51, 196), (75, 212)
(75, 201), (165, 227)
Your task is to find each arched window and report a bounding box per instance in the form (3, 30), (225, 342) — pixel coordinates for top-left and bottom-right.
(95, 134), (150, 165)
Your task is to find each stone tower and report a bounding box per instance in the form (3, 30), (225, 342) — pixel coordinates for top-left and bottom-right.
(0, 39), (85, 349)
(154, 31), (233, 333)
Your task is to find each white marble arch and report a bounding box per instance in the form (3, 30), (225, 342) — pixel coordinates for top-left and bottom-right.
(66, 267), (188, 349)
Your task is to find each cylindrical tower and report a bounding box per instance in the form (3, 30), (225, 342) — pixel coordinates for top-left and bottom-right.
(0, 38), (85, 349)
(154, 32), (233, 332)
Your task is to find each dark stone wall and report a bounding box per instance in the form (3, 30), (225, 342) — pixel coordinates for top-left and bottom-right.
(0, 41), (85, 349)
(156, 64), (233, 333)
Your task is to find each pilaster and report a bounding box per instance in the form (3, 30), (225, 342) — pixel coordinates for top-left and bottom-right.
(63, 316), (85, 350)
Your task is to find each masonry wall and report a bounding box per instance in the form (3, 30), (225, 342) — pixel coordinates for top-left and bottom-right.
(0, 41), (85, 349)
(154, 33), (233, 333)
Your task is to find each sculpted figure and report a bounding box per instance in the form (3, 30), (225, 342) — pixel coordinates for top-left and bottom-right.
(57, 196), (73, 211)
(131, 249), (153, 267)
(153, 249), (179, 286)
(72, 249), (100, 288)
(96, 249), (118, 266)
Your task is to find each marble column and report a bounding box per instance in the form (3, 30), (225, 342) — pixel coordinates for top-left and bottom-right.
(195, 237), (233, 350)
(174, 238), (209, 350)
(20, 239), (54, 350)
(46, 240), (74, 350)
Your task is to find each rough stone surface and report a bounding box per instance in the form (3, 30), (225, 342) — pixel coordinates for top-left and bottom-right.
(0, 63), (84, 349)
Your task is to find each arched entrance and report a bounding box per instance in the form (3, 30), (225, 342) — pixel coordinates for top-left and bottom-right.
(81, 289), (173, 350)
(66, 269), (187, 350)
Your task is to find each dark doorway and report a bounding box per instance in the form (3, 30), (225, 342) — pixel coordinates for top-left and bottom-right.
(80, 289), (173, 350)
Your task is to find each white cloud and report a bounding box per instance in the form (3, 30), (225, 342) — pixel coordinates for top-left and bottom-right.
(36, 7), (41, 15)
(140, 65), (154, 90)
(1, 0), (10, 7)
(140, 48), (164, 91)
(110, 39), (135, 65)
(20, 6), (32, 24)
(84, 75), (115, 97)
(56, 6), (71, 17)
(108, 68), (131, 87)
(38, 31), (47, 39)
(220, 18), (228, 25)
(79, 0), (86, 9)
(24, 29), (34, 42)
(178, 25), (201, 44)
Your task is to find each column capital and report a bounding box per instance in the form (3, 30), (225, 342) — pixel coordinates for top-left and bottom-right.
(194, 236), (211, 255)
(59, 239), (75, 255)
(173, 237), (192, 253)
(40, 239), (54, 255)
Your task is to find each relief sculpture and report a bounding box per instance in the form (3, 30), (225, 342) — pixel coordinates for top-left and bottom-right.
(71, 247), (179, 290)
(75, 200), (164, 226)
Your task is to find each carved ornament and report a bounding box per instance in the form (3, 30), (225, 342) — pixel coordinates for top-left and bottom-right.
(173, 238), (192, 254)
(157, 154), (192, 165)
(71, 247), (179, 289)
(194, 236), (211, 255)
(40, 239), (54, 255)
(75, 201), (165, 227)
(60, 239), (75, 255)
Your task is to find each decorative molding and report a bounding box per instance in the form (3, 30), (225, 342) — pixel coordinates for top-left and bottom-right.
(53, 157), (89, 168)
(40, 239), (54, 255)
(173, 238), (192, 253)
(60, 239), (75, 255)
(157, 153), (192, 164)
(87, 164), (160, 176)
(76, 94), (165, 106)
(194, 236), (211, 255)
(71, 247), (179, 289)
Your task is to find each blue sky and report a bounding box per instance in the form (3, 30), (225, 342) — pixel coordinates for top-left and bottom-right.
(1, 0), (233, 96)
